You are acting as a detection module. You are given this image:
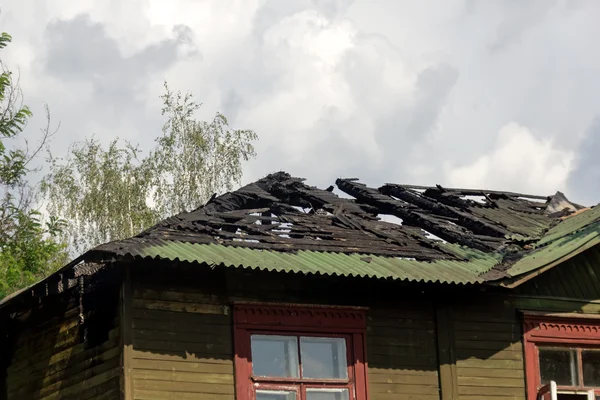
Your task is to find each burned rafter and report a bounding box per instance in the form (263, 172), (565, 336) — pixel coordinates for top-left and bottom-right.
(380, 184), (509, 238)
(130, 171), (573, 263)
(393, 184), (550, 201)
(336, 178), (496, 252)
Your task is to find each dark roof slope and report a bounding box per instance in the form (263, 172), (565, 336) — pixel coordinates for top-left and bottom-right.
(89, 171), (595, 285)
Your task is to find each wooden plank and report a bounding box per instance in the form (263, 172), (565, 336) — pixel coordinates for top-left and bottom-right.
(132, 369), (233, 384)
(131, 350), (233, 365)
(454, 329), (520, 342)
(513, 295), (600, 314)
(458, 385), (525, 396)
(131, 359), (233, 374)
(134, 390), (233, 400)
(132, 338), (231, 355)
(454, 349), (523, 361)
(458, 376), (524, 388)
(366, 326), (436, 341)
(367, 317), (435, 330)
(132, 318), (232, 335)
(368, 354), (438, 369)
(453, 321), (521, 333)
(368, 368), (438, 377)
(133, 289), (222, 305)
(133, 379), (234, 395)
(369, 395), (438, 400)
(121, 267), (134, 400)
(132, 299), (228, 315)
(455, 339), (521, 352)
(369, 382), (439, 395)
(367, 343), (437, 358)
(435, 304), (457, 400)
(457, 367), (524, 379)
(368, 373), (439, 385)
(131, 309), (230, 325)
(132, 329), (231, 345)
(457, 358), (524, 370)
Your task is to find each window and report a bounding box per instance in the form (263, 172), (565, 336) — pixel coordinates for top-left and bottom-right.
(524, 315), (600, 399)
(233, 303), (368, 400)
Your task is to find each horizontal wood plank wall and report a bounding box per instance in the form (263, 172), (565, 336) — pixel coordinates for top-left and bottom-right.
(366, 304), (440, 400)
(516, 246), (600, 299)
(452, 299), (526, 400)
(5, 290), (121, 400)
(130, 283), (234, 400)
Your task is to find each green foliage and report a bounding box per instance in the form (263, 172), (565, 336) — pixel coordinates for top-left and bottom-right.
(43, 82), (258, 254)
(0, 32), (69, 298)
(0, 208), (69, 298)
(43, 139), (157, 252)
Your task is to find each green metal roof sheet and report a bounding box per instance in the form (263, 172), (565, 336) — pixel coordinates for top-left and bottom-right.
(135, 240), (502, 285)
(507, 207), (600, 277)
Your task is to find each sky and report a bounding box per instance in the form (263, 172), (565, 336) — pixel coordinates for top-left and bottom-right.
(2, 0), (600, 205)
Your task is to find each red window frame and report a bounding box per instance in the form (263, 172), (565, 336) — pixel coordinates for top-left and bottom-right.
(524, 314), (600, 399)
(233, 302), (369, 400)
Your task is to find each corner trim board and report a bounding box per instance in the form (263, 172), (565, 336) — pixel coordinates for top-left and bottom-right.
(120, 266), (134, 400)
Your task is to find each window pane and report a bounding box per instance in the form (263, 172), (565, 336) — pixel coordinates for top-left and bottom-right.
(256, 389), (296, 400)
(306, 388), (349, 400)
(539, 348), (579, 386)
(583, 350), (600, 386)
(300, 337), (348, 379)
(251, 335), (299, 378)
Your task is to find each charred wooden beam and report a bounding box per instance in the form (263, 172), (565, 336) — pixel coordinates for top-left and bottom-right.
(381, 185), (508, 238)
(336, 178), (496, 252)
(391, 183), (550, 201)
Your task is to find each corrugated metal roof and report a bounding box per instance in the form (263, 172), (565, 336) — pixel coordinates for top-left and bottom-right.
(506, 206), (600, 277)
(129, 240), (501, 285)
(91, 172), (596, 285)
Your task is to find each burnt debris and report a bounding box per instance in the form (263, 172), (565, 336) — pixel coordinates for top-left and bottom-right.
(112, 172), (582, 261)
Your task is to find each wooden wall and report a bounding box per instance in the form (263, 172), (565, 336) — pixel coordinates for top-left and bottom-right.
(129, 265), (442, 400)
(451, 298), (526, 400)
(1, 260), (535, 400)
(3, 281), (121, 400)
(129, 266), (234, 400)
(366, 305), (440, 400)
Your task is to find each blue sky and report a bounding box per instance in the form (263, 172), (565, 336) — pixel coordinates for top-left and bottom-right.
(2, 0), (600, 204)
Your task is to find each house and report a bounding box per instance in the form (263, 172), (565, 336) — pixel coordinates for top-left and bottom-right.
(1, 171), (600, 400)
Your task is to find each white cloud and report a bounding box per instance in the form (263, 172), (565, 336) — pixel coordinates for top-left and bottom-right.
(1, 0), (600, 200)
(446, 122), (574, 194)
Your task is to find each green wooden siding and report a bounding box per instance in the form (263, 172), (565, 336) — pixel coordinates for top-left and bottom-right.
(452, 299), (526, 400)
(517, 246), (600, 299)
(367, 306), (440, 400)
(130, 282), (234, 400)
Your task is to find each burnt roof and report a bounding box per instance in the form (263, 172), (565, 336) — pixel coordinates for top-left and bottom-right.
(102, 171), (583, 261)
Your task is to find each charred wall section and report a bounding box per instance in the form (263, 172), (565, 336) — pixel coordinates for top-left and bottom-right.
(1, 267), (121, 400)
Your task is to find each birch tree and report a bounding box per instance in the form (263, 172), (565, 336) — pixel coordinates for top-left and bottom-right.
(43, 83), (258, 254)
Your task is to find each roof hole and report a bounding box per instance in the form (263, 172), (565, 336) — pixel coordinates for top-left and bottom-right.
(462, 195), (487, 204)
(233, 238), (260, 243)
(291, 206), (311, 213)
(332, 187), (356, 200)
(378, 214), (403, 226)
(421, 229), (447, 243)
